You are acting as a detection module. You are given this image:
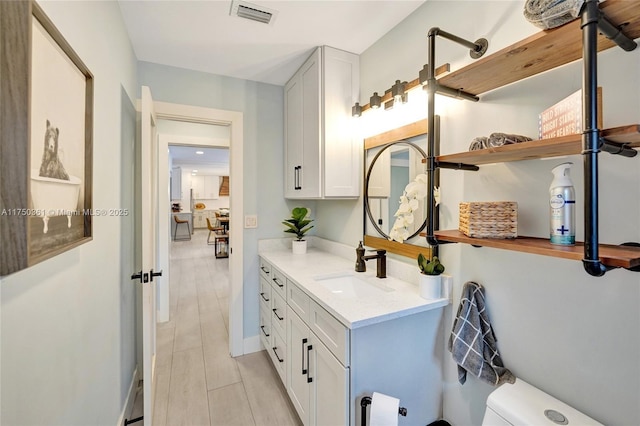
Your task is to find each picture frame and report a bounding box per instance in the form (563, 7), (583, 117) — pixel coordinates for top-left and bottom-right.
(1, 0), (93, 276)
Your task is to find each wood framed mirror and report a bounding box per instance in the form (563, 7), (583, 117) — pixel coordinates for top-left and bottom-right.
(363, 119), (433, 259)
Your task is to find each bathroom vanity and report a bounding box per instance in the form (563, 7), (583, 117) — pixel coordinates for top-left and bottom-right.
(258, 240), (449, 426)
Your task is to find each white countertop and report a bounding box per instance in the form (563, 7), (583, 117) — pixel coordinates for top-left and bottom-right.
(259, 245), (448, 329)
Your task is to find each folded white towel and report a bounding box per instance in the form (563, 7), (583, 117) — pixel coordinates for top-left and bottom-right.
(448, 281), (515, 386)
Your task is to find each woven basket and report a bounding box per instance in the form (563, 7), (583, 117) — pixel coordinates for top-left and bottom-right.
(459, 201), (518, 238)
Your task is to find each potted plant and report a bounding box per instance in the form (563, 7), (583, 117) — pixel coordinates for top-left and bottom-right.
(282, 207), (314, 254)
(417, 253), (444, 299)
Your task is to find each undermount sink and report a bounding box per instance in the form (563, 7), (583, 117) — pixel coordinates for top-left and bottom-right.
(313, 272), (394, 298)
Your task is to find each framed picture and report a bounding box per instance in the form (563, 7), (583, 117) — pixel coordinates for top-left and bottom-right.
(0, 1), (93, 276)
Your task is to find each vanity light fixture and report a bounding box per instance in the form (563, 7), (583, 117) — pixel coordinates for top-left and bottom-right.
(195, 150), (204, 155)
(352, 102), (362, 117)
(419, 64), (429, 86)
(391, 80), (407, 104)
(370, 92), (382, 109)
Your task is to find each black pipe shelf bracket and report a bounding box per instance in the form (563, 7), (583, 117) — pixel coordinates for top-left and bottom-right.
(425, 28), (489, 248)
(436, 161), (480, 171)
(600, 138), (638, 157)
(581, 0), (637, 277)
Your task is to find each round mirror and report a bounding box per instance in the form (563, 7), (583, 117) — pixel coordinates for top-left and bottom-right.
(364, 140), (427, 241)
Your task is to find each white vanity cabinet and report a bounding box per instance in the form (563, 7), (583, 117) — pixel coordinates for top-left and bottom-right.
(284, 46), (360, 199)
(287, 304), (349, 426)
(259, 260), (288, 383)
(260, 257), (349, 426)
(259, 253), (445, 426)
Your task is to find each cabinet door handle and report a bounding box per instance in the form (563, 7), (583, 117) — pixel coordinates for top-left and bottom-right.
(260, 325), (270, 337)
(260, 266), (270, 275)
(294, 166), (302, 190)
(301, 338), (308, 374)
(272, 347), (284, 363)
(306, 344), (313, 383)
(260, 292), (269, 302)
(297, 165), (302, 190)
(272, 308), (284, 321)
(272, 277), (284, 288)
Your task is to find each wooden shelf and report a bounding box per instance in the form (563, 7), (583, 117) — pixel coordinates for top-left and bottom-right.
(437, 124), (640, 165)
(437, 0), (640, 96)
(433, 230), (640, 269)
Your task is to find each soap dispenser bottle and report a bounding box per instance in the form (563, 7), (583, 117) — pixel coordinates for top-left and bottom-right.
(549, 162), (575, 245)
(355, 241), (366, 272)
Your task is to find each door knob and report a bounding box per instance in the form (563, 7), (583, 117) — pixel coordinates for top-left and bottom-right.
(150, 269), (163, 282)
(131, 271), (149, 283)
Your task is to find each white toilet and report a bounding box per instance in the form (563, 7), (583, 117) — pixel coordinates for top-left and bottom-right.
(482, 379), (603, 425)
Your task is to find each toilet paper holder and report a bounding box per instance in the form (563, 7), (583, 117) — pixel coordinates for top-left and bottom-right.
(360, 395), (407, 426)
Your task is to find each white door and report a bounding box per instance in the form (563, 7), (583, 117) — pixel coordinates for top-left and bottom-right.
(284, 74), (302, 198)
(311, 335), (348, 426)
(287, 307), (311, 425)
(140, 85), (159, 424)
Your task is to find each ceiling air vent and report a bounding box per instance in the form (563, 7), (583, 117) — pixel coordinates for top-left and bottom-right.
(230, 0), (278, 25)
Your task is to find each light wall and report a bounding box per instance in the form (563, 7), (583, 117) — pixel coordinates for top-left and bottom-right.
(138, 62), (289, 341)
(0, 1), (139, 424)
(344, 1), (640, 425)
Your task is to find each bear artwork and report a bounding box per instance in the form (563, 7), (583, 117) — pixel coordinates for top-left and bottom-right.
(39, 119), (70, 180)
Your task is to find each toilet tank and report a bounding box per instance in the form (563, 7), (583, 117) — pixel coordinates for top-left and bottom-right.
(482, 379), (603, 425)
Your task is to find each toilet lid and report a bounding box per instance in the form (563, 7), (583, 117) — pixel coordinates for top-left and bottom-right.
(486, 379), (603, 425)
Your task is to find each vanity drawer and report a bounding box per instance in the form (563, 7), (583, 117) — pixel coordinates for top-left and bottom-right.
(259, 276), (272, 307)
(259, 258), (272, 281)
(270, 328), (287, 383)
(271, 292), (287, 339)
(271, 267), (287, 298)
(309, 300), (350, 367)
(287, 281), (311, 323)
(259, 303), (271, 350)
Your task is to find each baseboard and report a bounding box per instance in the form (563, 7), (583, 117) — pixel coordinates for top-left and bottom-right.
(117, 367), (139, 426)
(243, 335), (262, 354)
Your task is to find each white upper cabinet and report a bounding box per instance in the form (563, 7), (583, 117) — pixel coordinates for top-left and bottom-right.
(192, 175), (219, 199)
(171, 166), (182, 200)
(284, 46), (360, 199)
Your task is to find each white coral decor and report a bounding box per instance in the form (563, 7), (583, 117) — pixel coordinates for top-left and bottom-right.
(388, 173), (439, 243)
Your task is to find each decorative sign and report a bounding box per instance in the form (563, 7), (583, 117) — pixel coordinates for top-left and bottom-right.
(539, 88), (602, 139)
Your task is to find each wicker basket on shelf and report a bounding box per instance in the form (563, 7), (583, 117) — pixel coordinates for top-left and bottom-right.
(459, 201), (518, 239)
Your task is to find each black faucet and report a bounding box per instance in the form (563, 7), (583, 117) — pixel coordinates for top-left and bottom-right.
(355, 242), (386, 278)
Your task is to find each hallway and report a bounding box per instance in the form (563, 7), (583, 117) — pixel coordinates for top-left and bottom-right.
(152, 229), (301, 425)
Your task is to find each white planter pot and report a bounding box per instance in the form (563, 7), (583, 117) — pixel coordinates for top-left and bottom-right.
(419, 274), (442, 299)
(292, 239), (307, 255)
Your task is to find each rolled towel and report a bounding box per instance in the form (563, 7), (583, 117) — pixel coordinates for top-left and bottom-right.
(468, 136), (489, 151)
(523, 0), (584, 30)
(487, 133), (533, 148)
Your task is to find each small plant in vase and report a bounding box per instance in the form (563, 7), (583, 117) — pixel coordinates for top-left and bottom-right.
(282, 207), (314, 254)
(417, 254), (445, 299)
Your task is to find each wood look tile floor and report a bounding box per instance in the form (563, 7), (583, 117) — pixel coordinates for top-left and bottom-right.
(149, 229), (301, 426)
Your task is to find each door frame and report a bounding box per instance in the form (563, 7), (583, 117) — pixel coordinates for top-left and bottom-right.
(153, 100), (244, 357)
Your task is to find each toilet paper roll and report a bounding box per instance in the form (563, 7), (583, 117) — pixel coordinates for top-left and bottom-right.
(370, 392), (400, 426)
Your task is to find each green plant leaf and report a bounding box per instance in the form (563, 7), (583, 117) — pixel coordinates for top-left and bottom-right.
(284, 207), (314, 240)
(417, 254), (444, 275)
